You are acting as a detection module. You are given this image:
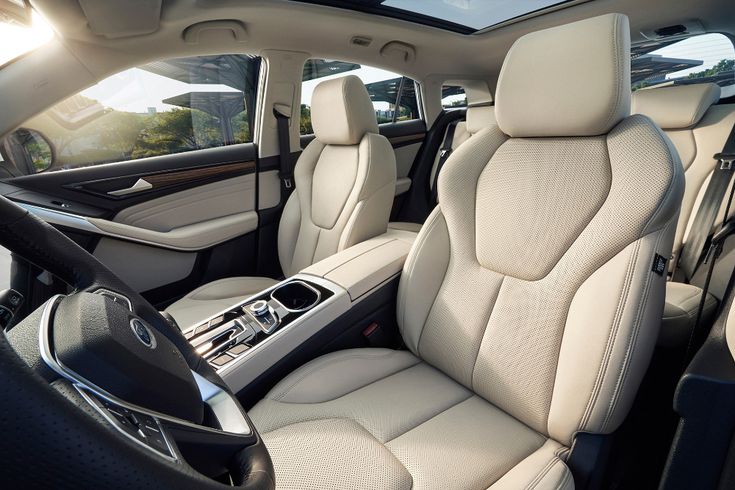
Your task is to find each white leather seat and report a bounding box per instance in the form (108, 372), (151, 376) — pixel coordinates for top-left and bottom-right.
(166, 75), (396, 329)
(388, 103), (497, 234)
(632, 83), (735, 346)
(249, 13), (684, 489)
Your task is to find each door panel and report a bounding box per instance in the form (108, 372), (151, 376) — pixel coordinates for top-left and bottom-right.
(1, 143), (264, 305)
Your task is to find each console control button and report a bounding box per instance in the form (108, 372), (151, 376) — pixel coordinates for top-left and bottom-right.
(248, 300), (269, 317)
(228, 343), (250, 356)
(211, 353), (234, 367)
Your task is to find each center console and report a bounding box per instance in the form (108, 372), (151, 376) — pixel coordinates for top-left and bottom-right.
(185, 279), (335, 369)
(185, 230), (416, 393)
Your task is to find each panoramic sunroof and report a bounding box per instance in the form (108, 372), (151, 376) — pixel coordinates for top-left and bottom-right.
(382, 0), (571, 31)
(293, 0), (574, 34)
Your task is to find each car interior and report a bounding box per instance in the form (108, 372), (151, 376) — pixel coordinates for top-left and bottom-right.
(1, 0), (735, 488)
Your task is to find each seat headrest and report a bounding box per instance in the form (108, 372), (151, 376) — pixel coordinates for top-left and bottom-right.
(466, 104), (496, 134)
(496, 13), (631, 138)
(311, 75), (379, 145)
(632, 83), (721, 129)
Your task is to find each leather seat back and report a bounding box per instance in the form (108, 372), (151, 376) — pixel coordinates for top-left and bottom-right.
(396, 13), (684, 447)
(632, 83), (735, 262)
(277, 75), (397, 276)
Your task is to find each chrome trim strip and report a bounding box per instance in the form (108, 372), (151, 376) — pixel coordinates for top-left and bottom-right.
(75, 385), (178, 462)
(38, 296), (252, 444)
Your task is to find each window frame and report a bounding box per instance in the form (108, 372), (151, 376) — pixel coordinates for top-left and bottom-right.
(0, 53), (263, 177)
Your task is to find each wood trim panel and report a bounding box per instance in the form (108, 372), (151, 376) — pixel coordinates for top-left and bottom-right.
(67, 160), (255, 200)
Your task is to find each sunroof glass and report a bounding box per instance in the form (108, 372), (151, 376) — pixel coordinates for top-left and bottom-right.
(382, 0), (571, 30)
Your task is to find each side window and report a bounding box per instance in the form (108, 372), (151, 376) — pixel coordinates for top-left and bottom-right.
(441, 85), (467, 108)
(632, 33), (735, 97)
(0, 54), (261, 176)
(300, 59), (420, 135)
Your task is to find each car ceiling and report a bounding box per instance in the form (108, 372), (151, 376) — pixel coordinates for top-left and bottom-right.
(29, 0), (735, 85)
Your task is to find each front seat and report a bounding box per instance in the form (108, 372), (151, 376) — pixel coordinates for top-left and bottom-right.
(166, 75), (397, 328)
(248, 13), (684, 489)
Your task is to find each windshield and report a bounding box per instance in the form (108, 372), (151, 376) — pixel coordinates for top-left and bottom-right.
(0, 9), (54, 67)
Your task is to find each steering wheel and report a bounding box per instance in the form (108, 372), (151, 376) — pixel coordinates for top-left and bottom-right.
(0, 195), (275, 489)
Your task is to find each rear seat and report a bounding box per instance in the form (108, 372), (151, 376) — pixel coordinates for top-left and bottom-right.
(389, 103), (496, 234)
(632, 83), (735, 347)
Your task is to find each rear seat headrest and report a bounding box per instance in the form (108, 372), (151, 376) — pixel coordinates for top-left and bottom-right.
(632, 83), (721, 130)
(496, 13), (630, 138)
(311, 75), (379, 145)
(466, 105), (496, 134)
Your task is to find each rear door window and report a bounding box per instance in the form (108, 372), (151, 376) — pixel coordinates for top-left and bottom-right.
(301, 59), (420, 134)
(632, 33), (735, 97)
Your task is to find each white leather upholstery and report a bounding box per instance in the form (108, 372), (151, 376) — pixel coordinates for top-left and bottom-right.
(496, 13), (630, 138)
(631, 84), (734, 261)
(631, 83), (734, 346)
(277, 131), (396, 276)
(311, 74), (379, 145)
(632, 83), (721, 130)
(166, 76), (395, 328)
(250, 14), (683, 488)
(660, 282), (718, 348)
(166, 277), (278, 329)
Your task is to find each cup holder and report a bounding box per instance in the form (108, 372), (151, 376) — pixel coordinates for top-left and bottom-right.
(270, 280), (321, 313)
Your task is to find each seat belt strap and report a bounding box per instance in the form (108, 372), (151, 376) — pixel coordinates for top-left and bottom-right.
(273, 105), (293, 197)
(430, 120), (460, 204)
(674, 122), (735, 283)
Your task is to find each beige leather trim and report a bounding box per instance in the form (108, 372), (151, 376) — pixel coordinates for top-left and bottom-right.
(93, 238), (196, 293)
(496, 13), (630, 137)
(632, 83), (721, 129)
(88, 211), (258, 251)
(395, 177), (412, 196)
(113, 173), (256, 231)
(258, 169), (281, 209)
(489, 439), (572, 490)
(311, 75), (378, 145)
(302, 234), (411, 300)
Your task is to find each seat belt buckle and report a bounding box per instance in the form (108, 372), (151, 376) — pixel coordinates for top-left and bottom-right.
(283, 178), (293, 189)
(439, 148), (451, 159)
(715, 152), (735, 170)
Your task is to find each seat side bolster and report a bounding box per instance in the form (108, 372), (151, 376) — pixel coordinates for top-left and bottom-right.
(489, 439), (573, 490)
(339, 133), (397, 251)
(548, 214), (677, 445)
(397, 207), (451, 355)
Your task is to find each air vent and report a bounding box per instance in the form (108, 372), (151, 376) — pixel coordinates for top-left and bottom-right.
(350, 36), (372, 47)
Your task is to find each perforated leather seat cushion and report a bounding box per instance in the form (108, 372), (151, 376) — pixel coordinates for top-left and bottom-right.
(249, 348), (573, 489)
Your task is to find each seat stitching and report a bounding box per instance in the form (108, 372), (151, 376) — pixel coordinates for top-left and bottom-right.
(404, 210), (448, 353)
(578, 239), (639, 431)
(270, 351), (420, 402)
(525, 456), (559, 490)
(603, 223), (669, 430)
(555, 467), (573, 490)
(382, 393), (474, 445)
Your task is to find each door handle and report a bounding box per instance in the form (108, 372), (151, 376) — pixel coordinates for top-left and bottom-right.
(107, 178), (153, 196)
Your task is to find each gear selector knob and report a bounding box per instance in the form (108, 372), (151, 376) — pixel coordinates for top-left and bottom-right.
(248, 300), (269, 317)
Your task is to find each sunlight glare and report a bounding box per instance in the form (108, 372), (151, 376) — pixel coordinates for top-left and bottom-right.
(0, 10), (54, 66)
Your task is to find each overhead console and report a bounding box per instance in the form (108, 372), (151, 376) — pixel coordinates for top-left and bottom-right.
(185, 230), (414, 393)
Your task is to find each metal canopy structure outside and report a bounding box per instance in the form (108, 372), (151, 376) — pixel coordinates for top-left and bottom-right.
(162, 91), (245, 145)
